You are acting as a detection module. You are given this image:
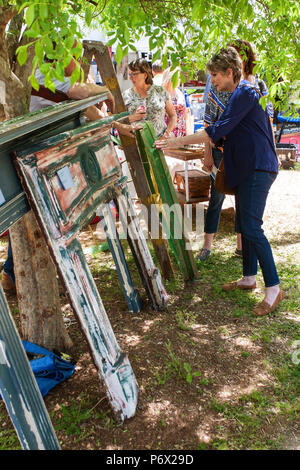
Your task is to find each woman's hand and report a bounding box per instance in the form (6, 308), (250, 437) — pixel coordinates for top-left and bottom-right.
(129, 112), (147, 122)
(112, 122), (135, 138)
(154, 136), (181, 150)
(203, 144), (214, 171)
(162, 129), (173, 139)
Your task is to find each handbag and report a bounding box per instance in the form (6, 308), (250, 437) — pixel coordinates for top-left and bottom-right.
(214, 157), (235, 195)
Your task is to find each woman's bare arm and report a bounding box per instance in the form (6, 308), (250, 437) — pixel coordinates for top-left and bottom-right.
(155, 128), (211, 149)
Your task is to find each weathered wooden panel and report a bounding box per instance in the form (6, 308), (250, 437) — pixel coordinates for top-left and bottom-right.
(0, 94), (115, 449)
(0, 286), (60, 450)
(0, 94), (110, 236)
(136, 123), (198, 281)
(99, 204), (141, 313)
(14, 119), (140, 421)
(115, 182), (169, 310)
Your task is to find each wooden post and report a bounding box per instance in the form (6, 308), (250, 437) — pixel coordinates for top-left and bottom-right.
(82, 41), (174, 280)
(136, 123), (198, 281)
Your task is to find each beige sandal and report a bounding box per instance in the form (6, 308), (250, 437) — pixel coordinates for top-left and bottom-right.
(253, 289), (285, 316)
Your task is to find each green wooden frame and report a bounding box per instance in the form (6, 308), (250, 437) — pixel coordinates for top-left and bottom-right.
(135, 123), (198, 281)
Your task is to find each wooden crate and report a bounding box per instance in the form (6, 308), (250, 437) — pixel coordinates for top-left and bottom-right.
(173, 169), (210, 198)
(276, 143), (297, 169)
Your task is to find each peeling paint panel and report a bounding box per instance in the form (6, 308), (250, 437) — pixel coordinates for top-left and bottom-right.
(14, 121), (140, 420)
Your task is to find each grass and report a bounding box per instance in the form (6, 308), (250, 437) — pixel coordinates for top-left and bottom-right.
(153, 339), (202, 386)
(208, 355), (300, 450)
(0, 418), (21, 451)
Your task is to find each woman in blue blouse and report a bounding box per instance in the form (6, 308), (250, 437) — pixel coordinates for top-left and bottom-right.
(155, 47), (284, 316)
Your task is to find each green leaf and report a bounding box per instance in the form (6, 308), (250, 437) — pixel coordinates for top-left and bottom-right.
(85, 7), (93, 26)
(152, 50), (161, 63)
(162, 54), (168, 70)
(70, 64), (81, 85)
(115, 43), (124, 65)
(124, 24), (130, 44)
(16, 45), (28, 66)
(29, 72), (40, 91)
(54, 63), (65, 83)
(72, 41), (83, 60)
(24, 29), (40, 39)
(44, 72), (56, 93)
(39, 3), (48, 20)
(171, 70), (179, 89)
(35, 41), (44, 61)
(25, 4), (35, 27)
(149, 36), (157, 51)
(128, 43), (137, 52)
(106, 37), (117, 47)
(186, 374), (193, 384)
(39, 62), (50, 75)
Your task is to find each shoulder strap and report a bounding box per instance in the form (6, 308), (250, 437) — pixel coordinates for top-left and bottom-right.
(31, 85), (69, 103)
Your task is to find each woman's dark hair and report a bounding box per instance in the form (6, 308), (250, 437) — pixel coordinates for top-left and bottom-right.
(152, 60), (163, 73)
(128, 59), (153, 85)
(228, 39), (256, 76)
(206, 47), (243, 83)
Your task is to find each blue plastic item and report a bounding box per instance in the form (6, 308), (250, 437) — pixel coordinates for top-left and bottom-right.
(22, 340), (76, 397)
(194, 121), (204, 131)
(184, 90), (190, 107)
(277, 112), (300, 123)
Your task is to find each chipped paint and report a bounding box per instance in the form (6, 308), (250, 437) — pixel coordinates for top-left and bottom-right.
(14, 119), (141, 420)
(99, 204), (141, 313)
(136, 123), (198, 281)
(0, 288), (60, 449)
(116, 182), (168, 310)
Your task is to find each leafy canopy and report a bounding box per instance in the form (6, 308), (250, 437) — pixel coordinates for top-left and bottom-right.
(4, 0), (300, 112)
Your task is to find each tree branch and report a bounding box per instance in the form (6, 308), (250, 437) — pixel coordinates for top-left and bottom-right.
(0, 4), (17, 34)
(6, 10), (24, 67)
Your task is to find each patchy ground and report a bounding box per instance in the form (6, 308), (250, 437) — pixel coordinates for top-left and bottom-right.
(0, 168), (299, 450)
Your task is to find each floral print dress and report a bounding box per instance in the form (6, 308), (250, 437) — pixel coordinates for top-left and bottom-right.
(122, 85), (170, 137)
(167, 88), (186, 137)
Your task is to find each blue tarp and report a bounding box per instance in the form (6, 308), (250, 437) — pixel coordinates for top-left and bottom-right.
(22, 340), (76, 397)
(0, 340), (76, 399)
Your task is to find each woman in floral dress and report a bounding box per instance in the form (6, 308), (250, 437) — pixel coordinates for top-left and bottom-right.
(162, 67), (187, 137)
(122, 59), (177, 138)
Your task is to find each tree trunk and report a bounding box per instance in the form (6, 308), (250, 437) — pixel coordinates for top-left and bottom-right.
(1, 7), (73, 351)
(9, 212), (73, 351)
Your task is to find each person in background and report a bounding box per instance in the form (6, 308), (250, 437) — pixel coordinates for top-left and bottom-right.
(202, 74), (211, 104)
(155, 47), (284, 317)
(152, 60), (164, 86)
(162, 66), (187, 137)
(198, 40), (270, 262)
(122, 59), (176, 138)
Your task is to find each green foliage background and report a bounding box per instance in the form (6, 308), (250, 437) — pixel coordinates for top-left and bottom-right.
(2, 0), (300, 113)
